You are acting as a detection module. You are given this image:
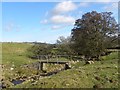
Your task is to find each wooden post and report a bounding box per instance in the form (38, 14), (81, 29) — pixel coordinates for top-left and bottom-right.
(47, 55), (48, 63)
(38, 62), (40, 70)
(37, 55), (39, 60)
(40, 55), (42, 61)
(57, 55), (58, 64)
(39, 62), (43, 71)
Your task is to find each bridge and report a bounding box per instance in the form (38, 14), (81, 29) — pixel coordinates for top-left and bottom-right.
(37, 61), (70, 71)
(36, 55), (71, 71)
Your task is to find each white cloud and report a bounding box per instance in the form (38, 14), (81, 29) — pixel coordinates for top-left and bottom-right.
(47, 1), (77, 30)
(40, 1), (77, 30)
(95, 0), (111, 2)
(81, 0), (119, 2)
(50, 15), (75, 25)
(52, 1), (77, 14)
(102, 2), (118, 23)
(40, 19), (48, 24)
(3, 22), (21, 31)
(51, 25), (62, 30)
(103, 3), (118, 11)
(3, 0), (120, 2)
(4, 23), (14, 31)
(79, 2), (89, 7)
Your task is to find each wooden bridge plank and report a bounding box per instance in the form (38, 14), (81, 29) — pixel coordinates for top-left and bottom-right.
(38, 61), (69, 64)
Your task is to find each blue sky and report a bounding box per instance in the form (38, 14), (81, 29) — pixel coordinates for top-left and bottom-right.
(2, 1), (118, 43)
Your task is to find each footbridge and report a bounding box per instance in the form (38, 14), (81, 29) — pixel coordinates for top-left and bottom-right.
(36, 55), (71, 71)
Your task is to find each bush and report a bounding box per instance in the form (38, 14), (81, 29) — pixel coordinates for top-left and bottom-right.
(27, 44), (53, 59)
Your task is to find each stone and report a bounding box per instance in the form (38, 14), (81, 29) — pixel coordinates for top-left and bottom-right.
(95, 76), (100, 81)
(109, 79), (113, 83)
(93, 84), (101, 88)
(85, 61), (94, 64)
(10, 67), (14, 70)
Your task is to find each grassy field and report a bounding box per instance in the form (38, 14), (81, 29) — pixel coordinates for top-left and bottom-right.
(2, 43), (38, 87)
(1, 42), (119, 88)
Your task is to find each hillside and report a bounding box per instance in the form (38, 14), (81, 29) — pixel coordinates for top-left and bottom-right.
(1, 43), (119, 88)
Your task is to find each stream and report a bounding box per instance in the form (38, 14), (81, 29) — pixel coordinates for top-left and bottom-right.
(10, 61), (71, 86)
(11, 79), (25, 85)
(11, 67), (70, 85)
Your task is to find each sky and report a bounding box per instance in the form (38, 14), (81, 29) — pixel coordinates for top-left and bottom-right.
(1, 0), (119, 43)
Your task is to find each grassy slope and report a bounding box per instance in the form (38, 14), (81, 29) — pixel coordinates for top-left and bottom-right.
(14, 54), (119, 88)
(13, 58), (118, 88)
(2, 43), (33, 65)
(2, 43), (119, 88)
(2, 43), (38, 86)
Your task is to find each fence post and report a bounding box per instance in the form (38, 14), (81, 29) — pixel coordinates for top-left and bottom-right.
(39, 62), (43, 71)
(47, 55), (48, 63)
(57, 55), (58, 64)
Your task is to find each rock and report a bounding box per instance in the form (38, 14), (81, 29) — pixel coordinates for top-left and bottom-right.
(31, 81), (37, 86)
(109, 79), (113, 83)
(22, 76), (27, 79)
(1, 84), (6, 89)
(95, 76), (100, 81)
(1, 79), (4, 82)
(115, 66), (118, 69)
(78, 70), (82, 73)
(10, 67), (14, 70)
(97, 67), (100, 70)
(76, 60), (79, 62)
(31, 80), (35, 84)
(105, 77), (109, 81)
(66, 84), (69, 86)
(86, 74), (89, 76)
(93, 84), (101, 88)
(85, 61), (94, 64)
(106, 67), (111, 68)
(40, 82), (46, 85)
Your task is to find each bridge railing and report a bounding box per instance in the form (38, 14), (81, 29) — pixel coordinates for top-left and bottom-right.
(37, 55), (73, 63)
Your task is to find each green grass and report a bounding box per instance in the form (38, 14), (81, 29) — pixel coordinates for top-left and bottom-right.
(2, 43), (34, 65)
(2, 43), (38, 87)
(2, 42), (119, 88)
(101, 51), (118, 60)
(13, 59), (118, 88)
